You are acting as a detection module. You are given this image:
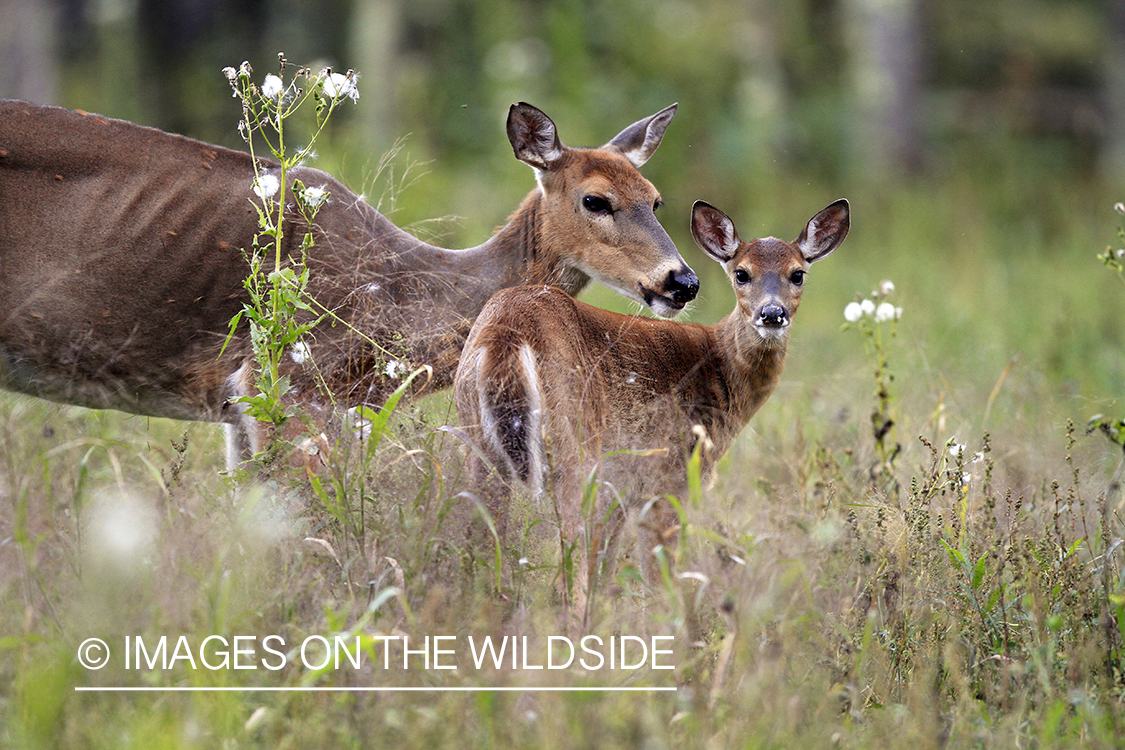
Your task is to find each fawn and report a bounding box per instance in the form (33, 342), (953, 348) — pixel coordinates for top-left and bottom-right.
(454, 199), (849, 618)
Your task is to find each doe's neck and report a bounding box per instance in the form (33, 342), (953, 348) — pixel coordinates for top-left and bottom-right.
(471, 190), (592, 296)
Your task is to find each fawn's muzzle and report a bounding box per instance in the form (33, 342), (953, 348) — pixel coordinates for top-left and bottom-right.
(758, 304), (789, 328)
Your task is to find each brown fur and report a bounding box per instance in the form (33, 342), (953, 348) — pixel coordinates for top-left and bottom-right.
(454, 199), (849, 620)
(0, 99), (698, 465)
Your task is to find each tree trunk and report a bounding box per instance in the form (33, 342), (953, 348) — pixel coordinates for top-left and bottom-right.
(0, 0), (59, 104)
(845, 0), (924, 177)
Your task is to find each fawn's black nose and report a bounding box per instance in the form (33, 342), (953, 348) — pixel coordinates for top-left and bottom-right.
(759, 304), (789, 328)
(667, 267), (699, 306)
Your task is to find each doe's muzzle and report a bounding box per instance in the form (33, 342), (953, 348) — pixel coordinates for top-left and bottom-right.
(666, 267), (699, 306)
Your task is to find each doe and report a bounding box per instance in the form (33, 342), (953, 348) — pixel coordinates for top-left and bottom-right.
(454, 199), (849, 616)
(0, 100), (697, 467)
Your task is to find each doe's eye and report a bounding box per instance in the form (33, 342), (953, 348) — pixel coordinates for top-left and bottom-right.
(582, 195), (611, 214)
(735, 269), (751, 284)
(790, 270), (805, 285)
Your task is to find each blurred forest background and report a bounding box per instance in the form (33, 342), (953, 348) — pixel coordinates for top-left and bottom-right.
(8, 0), (1125, 183)
(1, 0), (1123, 404)
(5, 0), (1124, 218)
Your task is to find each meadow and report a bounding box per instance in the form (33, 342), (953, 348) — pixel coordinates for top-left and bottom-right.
(1, 149), (1124, 749)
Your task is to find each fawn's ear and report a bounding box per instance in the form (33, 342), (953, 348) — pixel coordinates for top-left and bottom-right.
(507, 102), (564, 172)
(691, 201), (740, 265)
(795, 199), (849, 262)
(603, 103), (677, 168)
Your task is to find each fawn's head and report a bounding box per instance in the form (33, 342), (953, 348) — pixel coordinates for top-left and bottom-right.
(507, 102), (698, 317)
(691, 199), (849, 343)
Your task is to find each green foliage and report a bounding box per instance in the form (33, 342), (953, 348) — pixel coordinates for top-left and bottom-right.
(1088, 415), (1125, 453)
(1097, 204), (1125, 291)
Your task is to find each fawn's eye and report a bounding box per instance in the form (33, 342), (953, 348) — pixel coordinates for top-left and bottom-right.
(582, 196), (611, 214)
(790, 270), (805, 285)
(735, 269), (751, 285)
(653, 199), (663, 212)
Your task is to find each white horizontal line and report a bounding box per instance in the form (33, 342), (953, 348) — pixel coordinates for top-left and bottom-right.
(75, 686), (676, 693)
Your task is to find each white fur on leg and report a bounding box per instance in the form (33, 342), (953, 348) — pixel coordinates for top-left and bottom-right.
(223, 361), (261, 472)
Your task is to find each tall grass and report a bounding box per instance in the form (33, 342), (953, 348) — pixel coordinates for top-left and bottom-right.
(1, 170), (1123, 748)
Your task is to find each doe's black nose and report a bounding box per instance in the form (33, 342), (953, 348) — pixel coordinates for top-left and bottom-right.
(667, 267), (699, 305)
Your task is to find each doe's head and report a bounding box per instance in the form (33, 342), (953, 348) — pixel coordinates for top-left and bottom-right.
(690, 199), (849, 341)
(506, 102), (698, 317)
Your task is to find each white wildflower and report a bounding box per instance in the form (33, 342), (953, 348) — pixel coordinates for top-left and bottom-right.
(860, 299), (876, 316)
(384, 360), (407, 379)
(961, 472), (972, 486)
(228, 61), (252, 86)
(261, 73), (284, 99)
(971, 451), (985, 464)
(252, 174), (280, 199)
(223, 66), (242, 97)
(1115, 202), (1125, 215)
(345, 407), (372, 441)
(895, 306), (903, 319)
(881, 280), (895, 296)
(321, 71), (359, 102)
(874, 302), (897, 323)
(300, 184), (329, 209)
(843, 301), (864, 323)
(1117, 249), (1125, 259)
(290, 340), (311, 364)
(948, 442), (965, 459)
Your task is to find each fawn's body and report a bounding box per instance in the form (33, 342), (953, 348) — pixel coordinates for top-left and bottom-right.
(455, 200), (849, 616)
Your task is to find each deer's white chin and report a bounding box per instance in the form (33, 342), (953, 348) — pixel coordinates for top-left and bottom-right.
(647, 295), (687, 319)
(755, 325), (789, 342)
(636, 283), (688, 319)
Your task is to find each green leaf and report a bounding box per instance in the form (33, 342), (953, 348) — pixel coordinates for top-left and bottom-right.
(1087, 414), (1125, 448)
(971, 552), (988, 591)
(359, 365), (430, 462)
(939, 538), (966, 569)
(986, 584), (1003, 613)
(687, 434), (704, 506)
(458, 491), (503, 592)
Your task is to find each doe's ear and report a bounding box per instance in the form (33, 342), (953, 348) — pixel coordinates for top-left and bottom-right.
(795, 198), (849, 262)
(691, 201), (740, 265)
(603, 103), (677, 168)
(507, 102), (564, 171)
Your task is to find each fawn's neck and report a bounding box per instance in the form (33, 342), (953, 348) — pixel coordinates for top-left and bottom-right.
(712, 313), (790, 434)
